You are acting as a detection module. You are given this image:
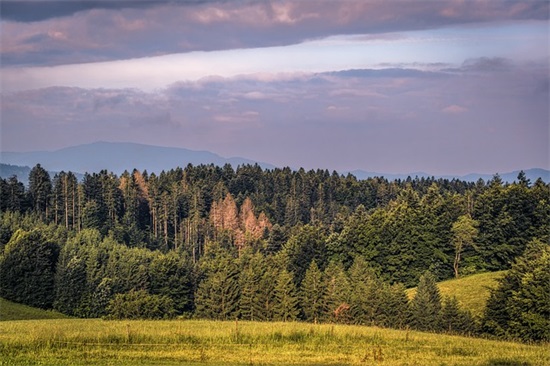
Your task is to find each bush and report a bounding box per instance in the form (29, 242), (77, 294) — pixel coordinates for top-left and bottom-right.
(105, 289), (175, 319)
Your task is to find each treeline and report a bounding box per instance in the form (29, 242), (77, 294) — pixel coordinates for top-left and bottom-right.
(0, 164), (548, 341)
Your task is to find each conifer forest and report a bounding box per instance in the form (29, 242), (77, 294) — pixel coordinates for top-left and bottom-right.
(0, 164), (548, 342)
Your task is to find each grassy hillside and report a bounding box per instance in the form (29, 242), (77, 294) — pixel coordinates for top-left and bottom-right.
(0, 297), (69, 321)
(407, 271), (506, 317)
(1, 319), (547, 365)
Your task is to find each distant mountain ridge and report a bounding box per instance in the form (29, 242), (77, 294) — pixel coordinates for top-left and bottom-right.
(0, 141), (276, 176)
(1, 142), (548, 184)
(348, 168), (550, 184)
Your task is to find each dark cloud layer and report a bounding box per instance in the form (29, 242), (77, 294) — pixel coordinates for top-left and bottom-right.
(1, 0), (164, 22)
(1, 0), (548, 66)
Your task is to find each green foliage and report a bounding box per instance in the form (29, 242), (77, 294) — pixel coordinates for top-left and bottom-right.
(348, 256), (382, 325)
(482, 239), (550, 342)
(0, 229), (59, 309)
(238, 252), (267, 321)
(0, 163), (548, 343)
(106, 289), (175, 319)
(441, 296), (476, 334)
(273, 269), (299, 322)
(451, 214), (479, 278)
(300, 261), (327, 323)
(409, 271), (442, 332)
(194, 251), (240, 320)
(322, 260), (351, 323)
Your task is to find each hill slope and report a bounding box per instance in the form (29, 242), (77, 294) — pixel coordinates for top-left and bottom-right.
(0, 297), (69, 321)
(407, 271), (506, 317)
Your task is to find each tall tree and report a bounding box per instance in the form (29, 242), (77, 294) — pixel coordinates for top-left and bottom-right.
(451, 214), (478, 278)
(300, 261), (326, 323)
(409, 271), (442, 332)
(28, 164), (52, 218)
(482, 239), (550, 342)
(0, 229), (59, 308)
(273, 269), (299, 322)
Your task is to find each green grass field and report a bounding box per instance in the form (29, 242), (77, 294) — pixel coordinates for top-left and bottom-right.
(2, 273), (544, 366)
(0, 297), (69, 321)
(406, 271), (506, 317)
(1, 318), (548, 365)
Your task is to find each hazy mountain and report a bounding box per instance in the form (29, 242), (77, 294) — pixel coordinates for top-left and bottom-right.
(0, 142), (276, 175)
(349, 168), (550, 183)
(1, 142), (548, 184)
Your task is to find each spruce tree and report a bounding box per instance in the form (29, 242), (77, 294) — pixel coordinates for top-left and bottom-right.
(482, 239), (550, 342)
(194, 253), (240, 320)
(273, 269), (299, 322)
(348, 256), (381, 325)
(409, 271), (442, 332)
(239, 253), (265, 321)
(441, 296), (475, 335)
(0, 229), (59, 309)
(300, 261), (327, 323)
(322, 260), (351, 323)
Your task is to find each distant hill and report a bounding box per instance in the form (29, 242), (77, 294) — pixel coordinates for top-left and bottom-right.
(0, 163), (32, 185)
(0, 141), (276, 176)
(349, 168), (550, 184)
(0, 297), (69, 321)
(0, 163), (83, 186)
(1, 142), (548, 184)
(406, 271), (506, 317)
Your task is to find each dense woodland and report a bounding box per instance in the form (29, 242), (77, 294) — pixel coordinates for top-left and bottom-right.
(0, 164), (548, 342)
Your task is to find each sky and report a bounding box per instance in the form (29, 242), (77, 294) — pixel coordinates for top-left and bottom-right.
(1, 0), (549, 175)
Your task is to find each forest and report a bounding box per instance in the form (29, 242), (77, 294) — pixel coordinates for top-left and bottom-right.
(0, 163), (548, 342)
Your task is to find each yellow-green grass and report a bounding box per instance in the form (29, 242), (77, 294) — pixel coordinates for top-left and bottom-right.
(0, 318), (547, 365)
(0, 297), (69, 321)
(407, 271), (506, 317)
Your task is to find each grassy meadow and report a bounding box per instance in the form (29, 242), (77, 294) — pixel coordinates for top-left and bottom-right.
(1, 318), (548, 366)
(406, 271), (506, 317)
(0, 297), (69, 321)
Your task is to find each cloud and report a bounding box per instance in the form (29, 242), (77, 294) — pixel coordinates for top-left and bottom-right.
(442, 105), (468, 114)
(1, 0), (547, 67)
(2, 59), (547, 174)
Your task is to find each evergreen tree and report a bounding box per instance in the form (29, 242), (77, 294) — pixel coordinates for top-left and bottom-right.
(378, 283), (409, 329)
(273, 269), (299, 322)
(440, 296), (475, 335)
(149, 251), (194, 314)
(347, 257), (382, 325)
(300, 261), (327, 323)
(238, 252), (265, 321)
(0, 229), (59, 308)
(482, 239), (550, 342)
(194, 252), (240, 320)
(409, 271), (442, 332)
(322, 260), (351, 323)
(28, 164), (52, 219)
